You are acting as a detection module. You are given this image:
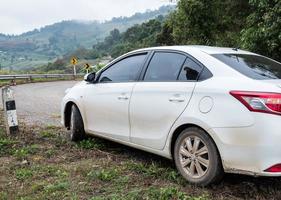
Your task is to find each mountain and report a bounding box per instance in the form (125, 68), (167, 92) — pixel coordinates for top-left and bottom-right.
(0, 5), (175, 70)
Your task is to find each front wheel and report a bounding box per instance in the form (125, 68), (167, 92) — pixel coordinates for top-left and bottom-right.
(68, 104), (85, 141)
(173, 127), (224, 186)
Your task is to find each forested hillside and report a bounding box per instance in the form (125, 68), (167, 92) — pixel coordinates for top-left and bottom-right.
(93, 16), (165, 58)
(0, 5), (175, 70)
(1, 0), (280, 74)
(93, 0), (281, 62)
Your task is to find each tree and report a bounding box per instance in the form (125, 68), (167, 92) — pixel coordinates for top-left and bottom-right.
(110, 29), (121, 41)
(241, 0), (281, 61)
(156, 17), (175, 45)
(157, 0), (250, 47)
(171, 0), (219, 45)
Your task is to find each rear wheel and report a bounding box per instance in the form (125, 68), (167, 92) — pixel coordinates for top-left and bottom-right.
(68, 104), (85, 141)
(173, 127), (223, 186)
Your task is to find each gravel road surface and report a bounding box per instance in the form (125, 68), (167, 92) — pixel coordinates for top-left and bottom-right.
(10, 81), (78, 126)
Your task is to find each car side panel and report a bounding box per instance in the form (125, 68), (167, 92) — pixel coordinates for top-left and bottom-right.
(129, 82), (196, 150)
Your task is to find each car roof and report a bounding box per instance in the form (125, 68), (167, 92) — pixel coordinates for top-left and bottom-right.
(135, 45), (256, 55)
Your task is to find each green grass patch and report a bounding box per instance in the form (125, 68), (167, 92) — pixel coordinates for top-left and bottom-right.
(0, 192), (8, 200)
(44, 181), (69, 193)
(15, 168), (33, 181)
(0, 126), (6, 135)
(40, 130), (56, 138)
(87, 168), (120, 181)
(76, 138), (105, 150)
(90, 186), (208, 200)
(0, 137), (16, 155)
(44, 149), (55, 158)
(12, 144), (39, 160)
(32, 165), (69, 178)
(125, 160), (186, 185)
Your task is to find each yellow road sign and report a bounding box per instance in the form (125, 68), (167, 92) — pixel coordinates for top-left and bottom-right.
(84, 63), (91, 70)
(71, 57), (78, 65)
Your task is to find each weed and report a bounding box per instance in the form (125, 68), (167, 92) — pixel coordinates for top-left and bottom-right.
(32, 165), (68, 178)
(54, 169), (69, 178)
(13, 148), (29, 160)
(31, 182), (45, 192)
(0, 137), (15, 155)
(87, 168), (119, 181)
(0, 127), (6, 136)
(15, 168), (33, 181)
(125, 160), (185, 184)
(0, 192), (8, 200)
(126, 161), (164, 177)
(89, 186), (208, 200)
(113, 175), (130, 185)
(147, 187), (180, 199)
(45, 149), (55, 158)
(12, 144), (39, 160)
(46, 125), (58, 129)
(44, 181), (69, 193)
(40, 130), (55, 138)
(77, 138), (105, 150)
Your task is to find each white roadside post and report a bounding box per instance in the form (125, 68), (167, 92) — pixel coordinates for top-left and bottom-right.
(73, 64), (76, 76)
(2, 86), (19, 135)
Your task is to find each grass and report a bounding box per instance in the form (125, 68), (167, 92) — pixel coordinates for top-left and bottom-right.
(89, 186), (205, 200)
(1, 111), (281, 199)
(44, 181), (70, 193)
(12, 144), (39, 160)
(87, 168), (120, 181)
(15, 168), (33, 181)
(0, 137), (16, 155)
(76, 138), (106, 150)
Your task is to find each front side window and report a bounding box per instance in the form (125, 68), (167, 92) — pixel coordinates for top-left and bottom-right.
(212, 54), (281, 80)
(99, 53), (147, 83)
(144, 52), (186, 81)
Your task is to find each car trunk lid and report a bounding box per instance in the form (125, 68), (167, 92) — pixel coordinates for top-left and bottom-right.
(260, 80), (281, 89)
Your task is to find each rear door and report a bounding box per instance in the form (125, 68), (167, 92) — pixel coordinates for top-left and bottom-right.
(129, 51), (203, 150)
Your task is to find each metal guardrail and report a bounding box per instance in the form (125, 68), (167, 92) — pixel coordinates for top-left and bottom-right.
(0, 74), (84, 81)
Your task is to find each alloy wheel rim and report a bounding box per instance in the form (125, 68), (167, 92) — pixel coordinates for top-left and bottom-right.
(179, 136), (209, 179)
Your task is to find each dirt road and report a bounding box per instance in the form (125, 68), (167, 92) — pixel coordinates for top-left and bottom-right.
(11, 81), (78, 126)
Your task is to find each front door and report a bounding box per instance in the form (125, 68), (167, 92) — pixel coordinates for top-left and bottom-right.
(83, 53), (148, 141)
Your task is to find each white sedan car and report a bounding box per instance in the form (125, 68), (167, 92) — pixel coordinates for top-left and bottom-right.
(61, 46), (281, 186)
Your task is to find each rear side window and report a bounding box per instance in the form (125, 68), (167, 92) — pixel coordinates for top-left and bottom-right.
(99, 53), (147, 83)
(212, 54), (281, 80)
(178, 58), (203, 81)
(198, 67), (213, 81)
(144, 52), (186, 81)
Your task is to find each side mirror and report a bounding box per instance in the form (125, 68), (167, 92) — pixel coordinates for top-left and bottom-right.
(84, 72), (96, 83)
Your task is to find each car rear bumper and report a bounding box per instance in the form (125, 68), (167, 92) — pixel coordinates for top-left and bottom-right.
(209, 113), (281, 176)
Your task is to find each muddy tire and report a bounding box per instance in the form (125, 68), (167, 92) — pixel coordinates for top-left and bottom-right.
(173, 127), (224, 186)
(68, 104), (85, 141)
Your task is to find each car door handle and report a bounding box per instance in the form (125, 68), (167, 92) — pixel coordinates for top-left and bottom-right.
(169, 95), (185, 102)
(118, 95), (129, 100)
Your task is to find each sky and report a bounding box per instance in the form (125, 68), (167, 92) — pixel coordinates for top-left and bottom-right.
(0, 0), (172, 35)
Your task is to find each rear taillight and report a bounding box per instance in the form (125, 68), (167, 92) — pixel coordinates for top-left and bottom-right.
(265, 164), (281, 173)
(230, 91), (281, 115)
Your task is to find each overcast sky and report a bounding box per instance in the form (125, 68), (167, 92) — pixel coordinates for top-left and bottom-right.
(0, 0), (172, 35)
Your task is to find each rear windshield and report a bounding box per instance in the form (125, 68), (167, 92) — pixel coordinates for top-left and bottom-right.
(212, 54), (281, 80)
